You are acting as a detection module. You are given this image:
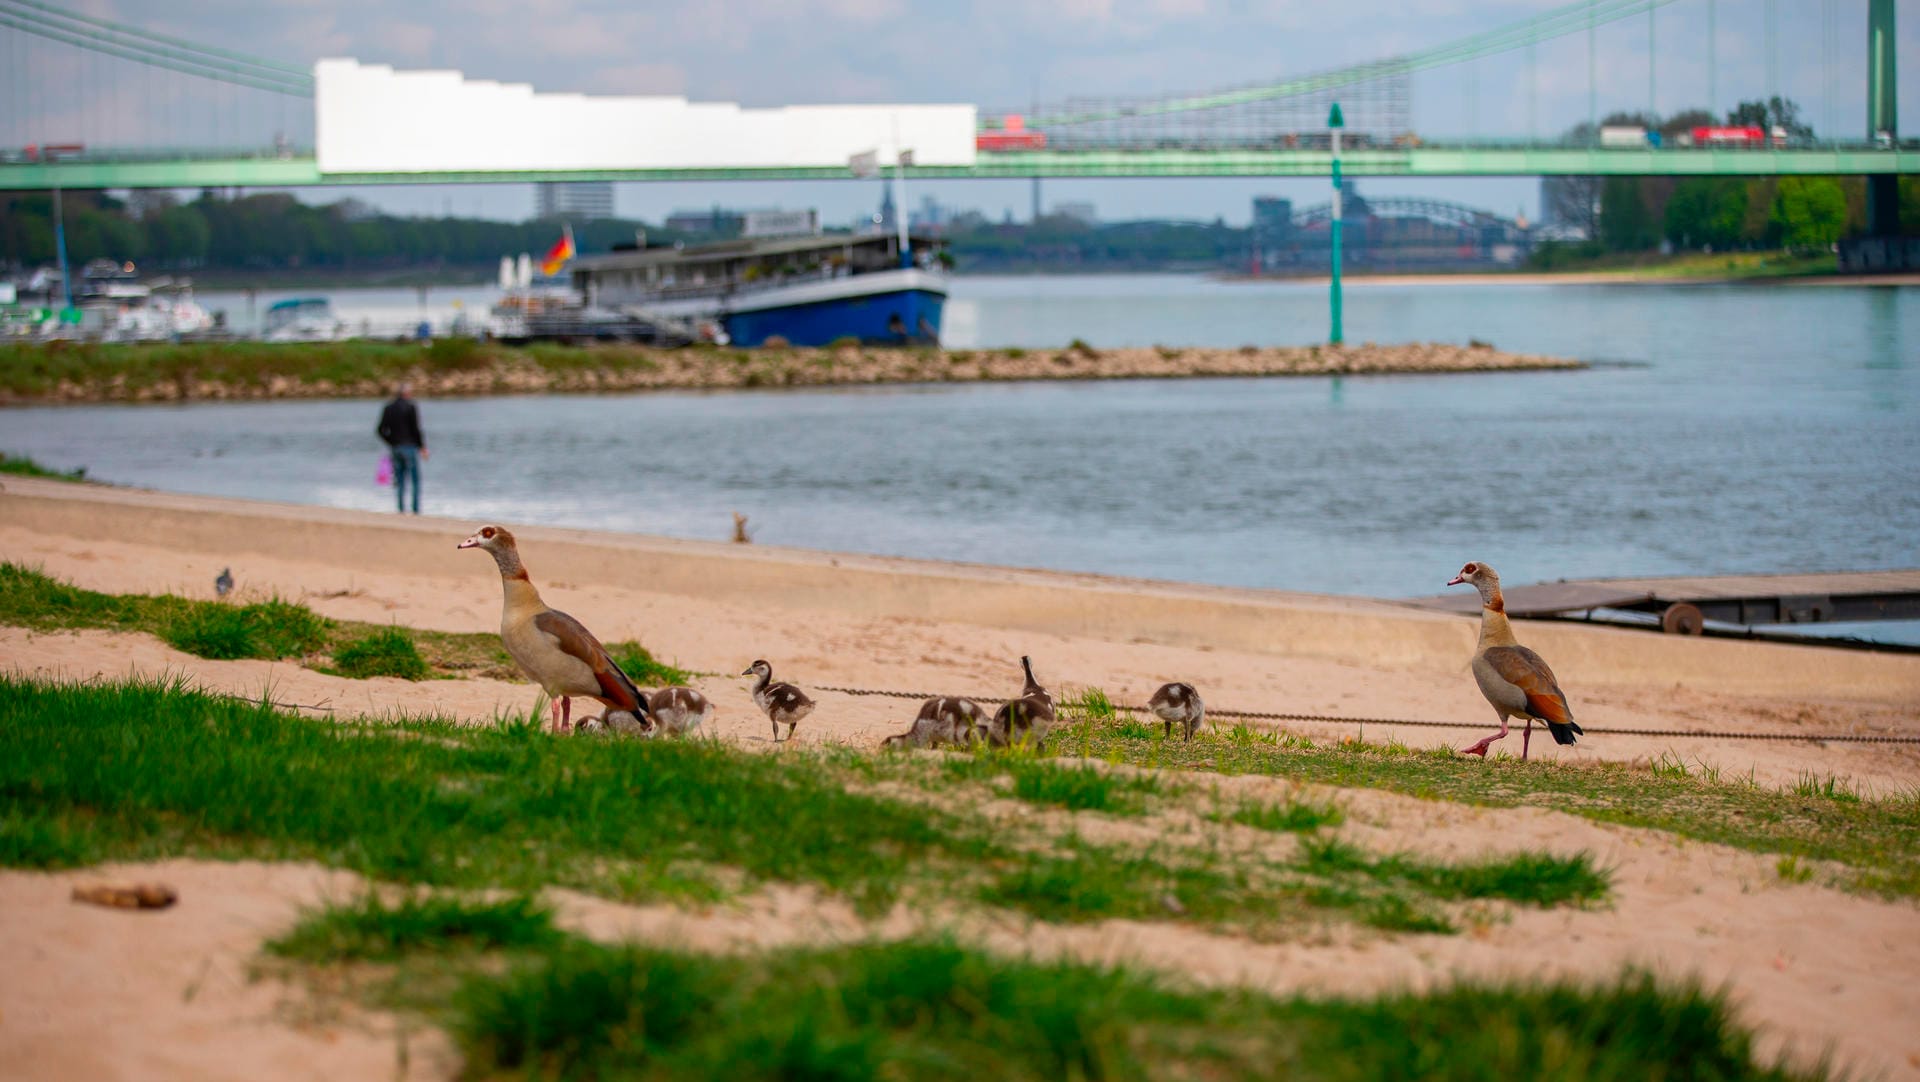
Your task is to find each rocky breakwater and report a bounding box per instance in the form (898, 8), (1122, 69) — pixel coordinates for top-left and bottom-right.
(1, 339), (1580, 405)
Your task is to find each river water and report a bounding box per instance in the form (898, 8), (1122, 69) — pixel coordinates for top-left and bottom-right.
(7, 276), (1918, 640)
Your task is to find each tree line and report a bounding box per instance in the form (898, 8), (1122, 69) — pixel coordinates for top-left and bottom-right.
(0, 187), (1269, 277)
(0, 190), (661, 273)
(1535, 100), (1919, 266)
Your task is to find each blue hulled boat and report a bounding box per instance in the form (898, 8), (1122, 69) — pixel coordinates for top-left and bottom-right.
(569, 232), (947, 347)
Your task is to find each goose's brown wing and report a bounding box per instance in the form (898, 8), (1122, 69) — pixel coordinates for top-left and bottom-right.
(1482, 646), (1572, 724)
(533, 609), (644, 713)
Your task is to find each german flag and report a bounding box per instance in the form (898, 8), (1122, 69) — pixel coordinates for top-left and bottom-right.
(539, 225), (575, 277)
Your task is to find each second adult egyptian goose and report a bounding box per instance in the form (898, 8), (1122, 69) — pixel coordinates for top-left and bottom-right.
(989, 655), (1055, 748)
(1448, 561), (1581, 760)
(1147, 682), (1204, 742)
(459, 524), (650, 734)
(743, 659), (815, 742)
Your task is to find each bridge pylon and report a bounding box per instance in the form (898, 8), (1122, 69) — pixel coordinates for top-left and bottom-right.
(1866, 0), (1899, 237)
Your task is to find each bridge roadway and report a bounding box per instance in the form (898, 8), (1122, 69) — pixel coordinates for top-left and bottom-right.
(3, 145), (1914, 189)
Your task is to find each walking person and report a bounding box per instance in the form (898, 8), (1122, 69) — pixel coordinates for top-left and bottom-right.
(377, 381), (429, 514)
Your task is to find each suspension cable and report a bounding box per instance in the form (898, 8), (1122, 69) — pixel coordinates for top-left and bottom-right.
(0, 2), (311, 96)
(0, 0), (311, 78)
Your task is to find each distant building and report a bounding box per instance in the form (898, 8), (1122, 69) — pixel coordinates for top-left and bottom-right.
(666, 207), (741, 237)
(1252, 197), (1293, 272)
(1052, 201), (1098, 225)
(910, 195), (952, 233)
(1253, 184), (1530, 272)
(665, 207), (819, 240)
(742, 209), (819, 237)
(1537, 176), (1598, 240)
(535, 181), (615, 222)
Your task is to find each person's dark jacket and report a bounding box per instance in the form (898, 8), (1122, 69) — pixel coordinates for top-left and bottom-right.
(377, 397), (425, 449)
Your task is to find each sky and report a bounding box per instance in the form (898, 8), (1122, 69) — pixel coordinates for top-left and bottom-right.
(5, 0), (1916, 227)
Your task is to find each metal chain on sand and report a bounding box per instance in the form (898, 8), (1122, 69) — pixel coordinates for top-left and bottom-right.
(811, 685), (1920, 745)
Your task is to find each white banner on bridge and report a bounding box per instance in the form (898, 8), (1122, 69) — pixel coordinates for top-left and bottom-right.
(314, 60), (976, 174)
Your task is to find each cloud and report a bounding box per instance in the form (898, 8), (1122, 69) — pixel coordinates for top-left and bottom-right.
(379, 21), (437, 62)
(1146, 0), (1207, 17)
(819, 0), (907, 21)
(1053, 0), (1115, 22)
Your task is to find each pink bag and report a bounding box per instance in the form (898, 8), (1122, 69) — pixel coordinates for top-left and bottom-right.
(376, 456), (392, 486)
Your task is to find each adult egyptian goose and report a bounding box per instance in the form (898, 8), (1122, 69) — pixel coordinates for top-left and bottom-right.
(1449, 561), (1581, 760)
(989, 655), (1055, 748)
(743, 659), (815, 742)
(1147, 682), (1205, 742)
(883, 696), (988, 749)
(459, 524), (650, 734)
(647, 686), (712, 738)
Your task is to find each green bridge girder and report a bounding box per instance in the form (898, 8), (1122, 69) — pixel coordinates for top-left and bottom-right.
(1, 146), (1912, 189)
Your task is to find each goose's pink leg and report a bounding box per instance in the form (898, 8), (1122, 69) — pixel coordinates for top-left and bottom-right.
(1521, 717), (1533, 761)
(548, 699), (562, 734)
(1461, 717), (1510, 757)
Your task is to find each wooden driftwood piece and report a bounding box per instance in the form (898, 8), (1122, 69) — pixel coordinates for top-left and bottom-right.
(71, 883), (179, 910)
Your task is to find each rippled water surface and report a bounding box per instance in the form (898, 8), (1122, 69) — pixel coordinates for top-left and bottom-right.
(7, 277), (1917, 638)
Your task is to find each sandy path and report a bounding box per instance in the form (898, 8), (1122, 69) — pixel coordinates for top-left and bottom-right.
(0, 860), (457, 1082)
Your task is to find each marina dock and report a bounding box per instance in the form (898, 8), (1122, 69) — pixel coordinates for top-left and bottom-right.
(1405, 570), (1920, 636)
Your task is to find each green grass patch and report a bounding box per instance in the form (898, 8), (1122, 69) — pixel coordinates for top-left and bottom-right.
(938, 749), (1165, 817)
(1790, 772), (1861, 804)
(1, 561), (517, 681)
(1060, 718), (1920, 898)
(1010, 761), (1159, 815)
(1356, 892), (1455, 934)
(0, 558), (704, 686)
(0, 675), (977, 913)
(3, 677), (1613, 940)
(609, 641), (695, 687)
(1398, 849), (1611, 907)
(268, 892), (561, 962)
(0, 561), (326, 663)
(1218, 794), (1345, 833)
(1523, 246), (1837, 281)
(1292, 839), (1605, 932)
(1059, 686), (1118, 723)
(329, 626), (430, 680)
(296, 928), (1827, 1082)
(981, 842), (1260, 926)
(0, 452), (86, 481)
(160, 597), (328, 660)
(3, 560), (328, 662)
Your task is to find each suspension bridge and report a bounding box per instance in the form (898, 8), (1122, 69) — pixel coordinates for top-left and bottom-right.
(0, 0), (1908, 194)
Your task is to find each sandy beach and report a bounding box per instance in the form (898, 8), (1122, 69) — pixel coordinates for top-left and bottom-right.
(3, 476), (1918, 1080)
